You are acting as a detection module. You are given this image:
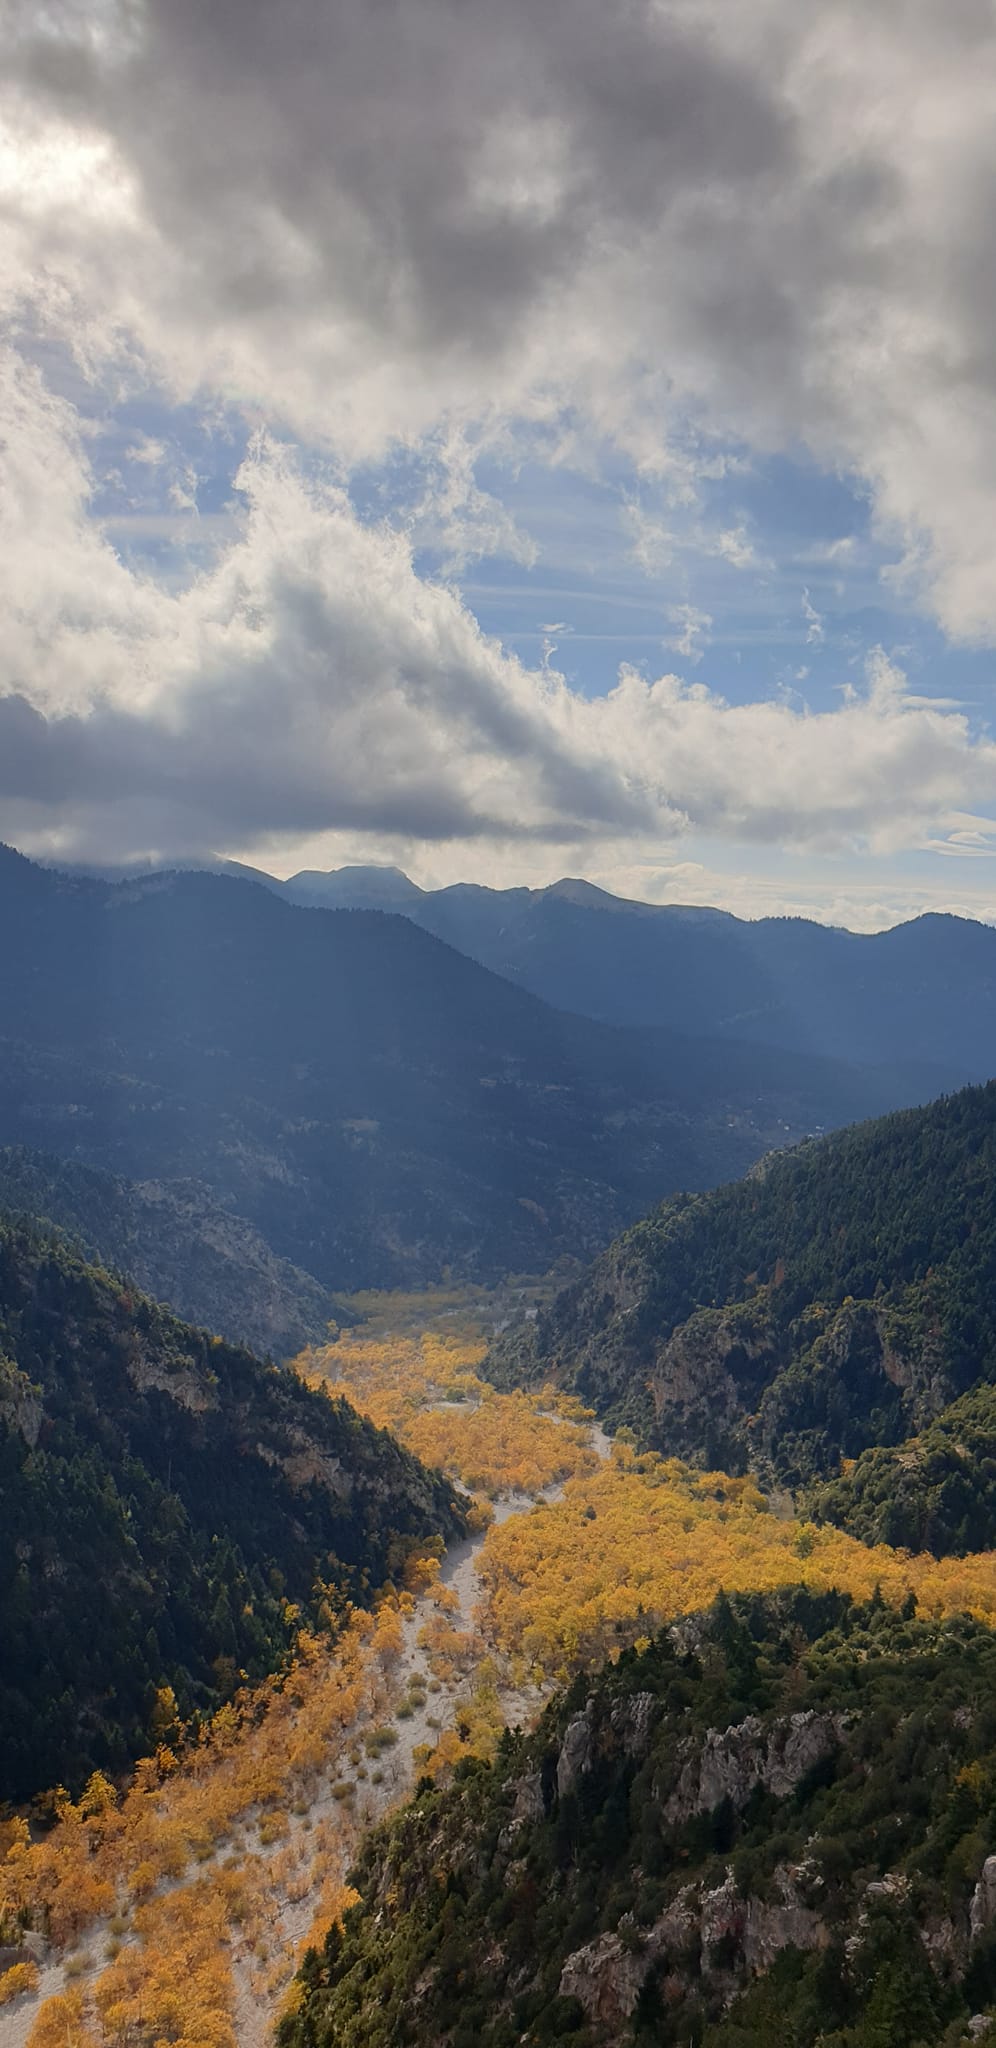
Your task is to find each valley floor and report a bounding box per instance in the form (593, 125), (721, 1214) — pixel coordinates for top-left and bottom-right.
(4, 1313), (996, 2048)
(0, 1335), (607, 2048)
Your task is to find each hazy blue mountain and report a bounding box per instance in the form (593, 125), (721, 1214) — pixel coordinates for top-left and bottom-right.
(282, 868), (996, 1075)
(0, 847), (946, 1292)
(49, 857), (996, 1081)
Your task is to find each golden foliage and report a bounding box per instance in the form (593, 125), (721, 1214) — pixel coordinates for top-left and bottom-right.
(405, 1388), (596, 1499)
(92, 1886), (236, 2048)
(0, 1958), (39, 2004)
(6, 1604), (403, 2043)
(297, 1330), (597, 1498)
(9, 1303), (598, 2046)
(477, 1451), (996, 1682)
(295, 1878), (360, 1965)
(26, 1987), (100, 2048)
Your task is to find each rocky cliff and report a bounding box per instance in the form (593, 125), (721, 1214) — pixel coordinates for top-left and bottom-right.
(280, 1589), (996, 2048)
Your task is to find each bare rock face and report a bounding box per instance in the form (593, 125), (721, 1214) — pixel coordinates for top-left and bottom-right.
(0, 1358), (43, 1446)
(497, 1770), (546, 1850)
(511, 1770), (546, 1825)
(649, 1291), (955, 1475)
(254, 1432), (347, 1495)
(555, 1706), (842, 2033)
(560, 1865), (828, 2031)
(127, 1343), (218, 1413)
(559, 1928), (658, 2030)
(650, 1302), (779, 1456)
(701, 1864), (830, 1976)
(560, 1891), (697, 2030)
(557, 1703), (597, 1799)
(742, 1877), (830, 1975)
(699, 1868), (744, 1955)
(556, 1692), (659, 1805)
(920, 1903), (960, 1968)
(662, 1710), (843, 1824)
(609, 1691), (658, 1761)
(970, 1856), (996, 1939)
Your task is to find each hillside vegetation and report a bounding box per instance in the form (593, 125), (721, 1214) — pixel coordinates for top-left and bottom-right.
(500, 1083), (996, 1544)
(280, 1590), (996, 2048)
(0, 1146), (337, 1359)
(810, 1382), (996, 1558)
(0, 1220), (464, 1802)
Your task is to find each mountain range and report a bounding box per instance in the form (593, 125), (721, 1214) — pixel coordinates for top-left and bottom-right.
(5, 849), (996, 2042)
(53, 853), (996, 1071)
(0, 846), (945, 1310)
(280, 865), (996, 1070)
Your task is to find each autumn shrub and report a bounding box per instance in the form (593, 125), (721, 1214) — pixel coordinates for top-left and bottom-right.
(0, 1959), (40, 2004)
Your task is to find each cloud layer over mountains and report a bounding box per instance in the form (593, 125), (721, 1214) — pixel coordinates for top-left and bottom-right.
(4, 0), (996, 881)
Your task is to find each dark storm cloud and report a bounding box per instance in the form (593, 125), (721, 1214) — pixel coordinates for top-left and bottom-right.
(7, 0), (793, 373)
(5, 0), (996, 864)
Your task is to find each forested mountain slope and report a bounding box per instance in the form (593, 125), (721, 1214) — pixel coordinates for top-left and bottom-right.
(282, 1590), (996, 2048)
(0, 1147), (337, 1358)
(277, 865), (996, 1078)
(0, 846), (938, 1291)
(499, 1083), (996, 1537)
(0, 1219), (464, 1803)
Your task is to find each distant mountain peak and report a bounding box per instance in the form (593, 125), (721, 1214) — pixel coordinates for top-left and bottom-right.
(543, 876), (736, 922)
(285, 863), (423, 906)
(543, 877), (617, 908)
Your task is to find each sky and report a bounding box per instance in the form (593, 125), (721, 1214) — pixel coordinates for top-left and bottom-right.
(5, 2), (996, 927)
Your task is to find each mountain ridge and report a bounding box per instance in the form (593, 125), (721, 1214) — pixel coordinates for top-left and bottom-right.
(42, 849), (996, 1071)
(0, 1145), (339, 1358)
(0, 845), (943, 1295)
